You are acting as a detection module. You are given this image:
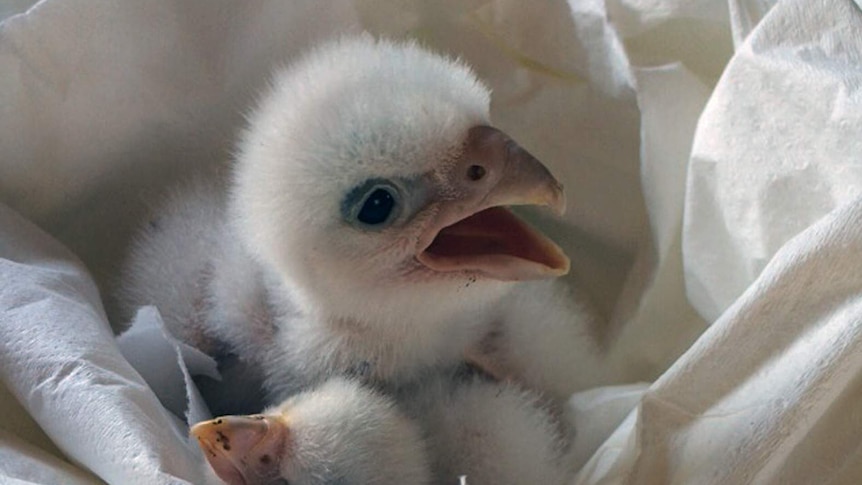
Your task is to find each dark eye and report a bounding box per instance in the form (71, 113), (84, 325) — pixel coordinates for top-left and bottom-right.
(357, 188), (395, 225)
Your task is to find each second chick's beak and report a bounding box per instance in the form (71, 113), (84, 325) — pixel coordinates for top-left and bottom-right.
(417, 126), (570, 281)
(191, 414), (289, 485)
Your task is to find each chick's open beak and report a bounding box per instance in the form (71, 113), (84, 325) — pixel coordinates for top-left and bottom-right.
(417, 126), (570, 281)
(191, 414), (289, 485)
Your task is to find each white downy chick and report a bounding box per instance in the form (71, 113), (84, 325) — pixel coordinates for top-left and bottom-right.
(118, 35), (602, 412)
(402, 375), (572, 485)
(192, 378), (430, 485)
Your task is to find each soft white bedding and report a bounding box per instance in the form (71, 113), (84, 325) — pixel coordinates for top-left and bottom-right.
(2, 0), (861, 483)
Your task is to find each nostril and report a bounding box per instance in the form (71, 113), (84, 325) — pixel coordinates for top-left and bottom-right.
(467, 165), (486, 181)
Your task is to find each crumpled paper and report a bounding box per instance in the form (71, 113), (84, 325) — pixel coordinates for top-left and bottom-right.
(0, 204), (206, 484)
(116, 306), (218, 430)
(685, 0), (862, 322)
(2, 0), (862, 483)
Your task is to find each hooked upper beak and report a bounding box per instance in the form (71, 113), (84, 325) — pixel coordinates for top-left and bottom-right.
(416, 126), (570, 281)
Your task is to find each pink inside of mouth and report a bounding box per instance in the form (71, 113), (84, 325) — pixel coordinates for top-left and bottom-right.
(419, 207), (569, 281)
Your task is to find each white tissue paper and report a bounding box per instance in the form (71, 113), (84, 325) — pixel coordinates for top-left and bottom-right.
(0, 204), (205, 484)
(116, 306), (218, 431)
(2, 0), (862, 483)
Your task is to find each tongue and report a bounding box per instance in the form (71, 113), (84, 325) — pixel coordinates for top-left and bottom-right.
(418, 207), (570, 281)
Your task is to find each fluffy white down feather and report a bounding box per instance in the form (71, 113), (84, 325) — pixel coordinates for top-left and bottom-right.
(402, 376), (572, 485)
(270, 379), (431, 485)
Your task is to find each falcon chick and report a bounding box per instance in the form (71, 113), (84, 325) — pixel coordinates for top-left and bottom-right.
(118, 35), (602, 413)
(192, 378), (430, 485)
